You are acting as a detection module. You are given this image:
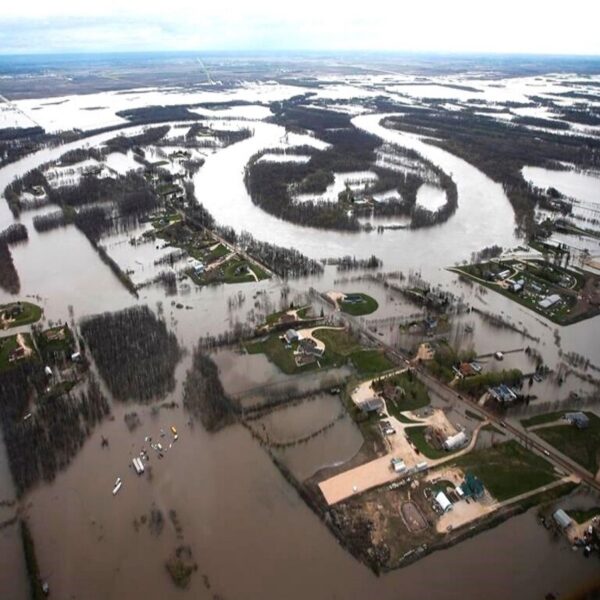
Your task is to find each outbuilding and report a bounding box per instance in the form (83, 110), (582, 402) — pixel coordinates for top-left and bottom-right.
(435, 491), (452, 513)
(553, 509), (572, 529)
(443, 431), (468, 451)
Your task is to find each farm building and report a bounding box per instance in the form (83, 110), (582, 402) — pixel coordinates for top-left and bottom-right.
(553, 509), (572, 530)
(538, 294), (561, 310)
(443, 431), (468, 451)
(435, 491), (453, 513)
(284, 329), (301, 344)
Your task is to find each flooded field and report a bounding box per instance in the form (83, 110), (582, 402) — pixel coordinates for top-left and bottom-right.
(1, 65), (600, 600)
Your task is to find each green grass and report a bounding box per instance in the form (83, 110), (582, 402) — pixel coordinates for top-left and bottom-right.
(313, 328), (361, 356)
(350, 350), (394, 376)
(0, 302), (43, 330)
(534, 412), (600, 474)
(204, 243), (230, 263)
(339, 293), (378, 316)
(521, 411), (567, 429)
(374, 371), (430, 414)
(404, 426), (450, 459)
(245, 336), (304, 375)
(452, 440), (557, 502)
(0, 333), (36, 371)
(569, 507), (600, 524)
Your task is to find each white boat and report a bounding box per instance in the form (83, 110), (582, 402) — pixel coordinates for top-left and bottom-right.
(112, 481), (123, 495)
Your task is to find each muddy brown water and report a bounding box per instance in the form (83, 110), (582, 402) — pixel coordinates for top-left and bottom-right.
(0, 103), (599, 599)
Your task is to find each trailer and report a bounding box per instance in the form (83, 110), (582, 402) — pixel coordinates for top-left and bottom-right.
(132, 457), (145, 475)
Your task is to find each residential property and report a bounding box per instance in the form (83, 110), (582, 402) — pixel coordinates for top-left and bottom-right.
(358, 397), (385, 414)
(564, 412), (590, 429)
(298, 338), (324, 357)
(510, 279), (525, 293)
(488, 384), (518, 404)
(343, 293), (364, 304)
(284, 329), (301, 344)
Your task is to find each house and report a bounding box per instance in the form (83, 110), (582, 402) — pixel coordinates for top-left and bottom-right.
(458, 362), (476, 378)
(496, 269), (511, 281)
(539, 294), (561, 310)
(553, 509), (572, 530)
(193, 262), (205, 276)
(461, 472), (485, 499)
(435, 491), (452, 513)
(443, 431), (468, 451)
(564, 412), (590, 429)
(343, 293), (364, 304)
(424, 315), (438, 332)
(470, 361), (482, 373)
(511, 279), (525, 293)
(358, 397), (384, 414)
(391, 458), (406, 473)
(284, 329), (301, 344)
(489, 384), (518, 404)
(298, 338), (324, 358)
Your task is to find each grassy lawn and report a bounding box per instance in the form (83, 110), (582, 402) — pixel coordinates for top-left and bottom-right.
(375, 370), (430, 414)
(246, 328), (364, 375)
(245, 335), (304, 375)
(521, 411), (567, 429)
(452, 440), (557, 502)
(204, 243), (230, 263)
(350, 350), (394, 376)
(569, 507), (600, 524)
(0, 302), (43, 330)
(534, 412), (600, 474)
(339, 293), (378, 316)
(313, 328), (361, 356)
(404, 426), (450, 459)
(0, 333), (36, 371)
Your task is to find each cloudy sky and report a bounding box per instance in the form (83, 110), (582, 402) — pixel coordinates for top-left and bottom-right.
(2, 0), (600, 55)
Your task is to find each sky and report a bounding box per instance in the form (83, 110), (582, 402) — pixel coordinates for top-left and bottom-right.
(1, 0), (600, 56)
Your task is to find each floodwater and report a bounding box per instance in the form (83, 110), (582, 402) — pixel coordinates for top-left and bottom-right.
(522, 166), (600, 206)
(1, 80), (600, 599)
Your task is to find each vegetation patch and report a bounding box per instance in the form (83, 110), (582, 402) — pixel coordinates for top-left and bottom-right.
(569, 507), (600, 524)
(183, 344), (237, 431)
(534, 412), (600, 474)
(0, 302), (42, 330)
(373, 370), (430, 414)
(350, 350), (394, 376)
(80, 305), (182, 402)
(405, 426), (452, 459)
(452, 440), (557, 502)
(339, 293), (378, 316)
(521, 411), (567, 429)
(165, 545), (197, 589)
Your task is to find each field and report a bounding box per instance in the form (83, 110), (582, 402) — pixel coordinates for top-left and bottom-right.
(534, 413), (600, 474)
(0, 301), (43, 330)
(452, 440), (557, 502)
(339, 293), (379, 316)
(350, 350), (394, 376)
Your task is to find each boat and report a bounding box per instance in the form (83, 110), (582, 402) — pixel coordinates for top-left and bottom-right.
(112, 481), (123, 495)
(171, 426), (177, 435)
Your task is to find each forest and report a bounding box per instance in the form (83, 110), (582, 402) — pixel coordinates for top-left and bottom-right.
(246, 100), (457, 230)
(183, 344), (237, 432)
(0, 223), (28, 244)
(383, 108), (600, 235)
(0, 364), (110, 495)
(80, 305), (182, 402)
(0, 242), (20, 294)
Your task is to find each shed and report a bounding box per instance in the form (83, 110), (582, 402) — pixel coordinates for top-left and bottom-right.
(553, 509), (572, 529)
(435, 491), (452, 513)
